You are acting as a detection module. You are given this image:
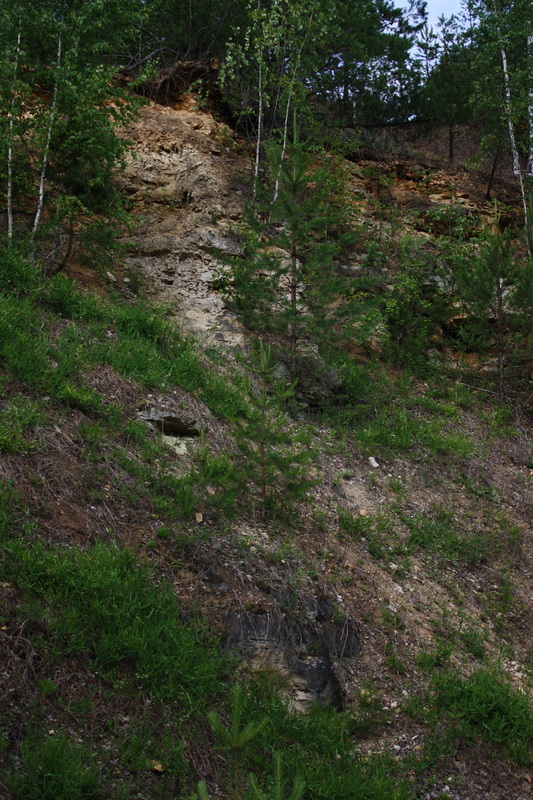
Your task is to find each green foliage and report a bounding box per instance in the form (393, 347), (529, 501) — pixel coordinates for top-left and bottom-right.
(0, 0), (141, 252)
(3, 540), (226, 705)
(0, 245), (248, 423)
(0, 246), (43, 297)
(358, 405), (474, 459)
(196, 681), (410, 800)
(430, 668), (533, 765)
(220, 144), (369, 357)
(403, 508), (490, 565)
(248, 752), (305, 800)
(9, 734), (101, 800)
(415, 642), (453, 672)
(55, 383), (102, 413)
(208, 684), (269, 800)
(382, 237), (449, 374)
(454, 228), (533, 400)
(337, 508), (368, 540)
(0, 396), (44, 454)
(233, 341), (314, 520)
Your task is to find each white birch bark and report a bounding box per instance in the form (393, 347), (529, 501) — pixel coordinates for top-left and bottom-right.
(31, 30), (62, 246)
(272, 2), (316, 204)
(500, 45), (531, 253)
(527, 33), (533, 179)
(272, 91), (291, 204)
(7, 27), (22, 240)
(253, 56), (263, 201)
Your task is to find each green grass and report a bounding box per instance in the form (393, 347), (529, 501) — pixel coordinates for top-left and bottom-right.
(318, 356), (475, 460)
(0, 249), (248, 422)
(0, 396), (45, 454)
(337, 508), (369, 539)
(2, 540), (226, 706)
(402, 508), (490, 565)
(358, 408), (475, 459)
(9, 735), (102, 800)
(220, 684), (411, 800)
(430, 668), (533, 765)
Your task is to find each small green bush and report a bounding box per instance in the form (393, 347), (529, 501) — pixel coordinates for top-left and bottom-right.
(431, 668), (533, 764)
(403, 509), (489, 564)
(0, 247), (42, 297)
(4, 541), (226, 706)
(9, 734), (101, 800)
(0, 397), (44, 454)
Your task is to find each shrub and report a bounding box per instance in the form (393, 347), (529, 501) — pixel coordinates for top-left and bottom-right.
(10, 734), (101, 800)
(431, 668), (533, 764)
(3, 541), (226, 706)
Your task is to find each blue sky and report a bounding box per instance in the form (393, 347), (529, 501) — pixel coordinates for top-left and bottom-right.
(424, 0), (463, 26)
(400, 0), (464, 27)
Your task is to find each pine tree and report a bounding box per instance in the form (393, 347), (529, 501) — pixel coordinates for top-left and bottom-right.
(456, 227), (533, 402)
(0, 0), (141, 258)
(221, 142), (356, 358)
(207, 684), (269, 800)
(234, 340), (314, 521)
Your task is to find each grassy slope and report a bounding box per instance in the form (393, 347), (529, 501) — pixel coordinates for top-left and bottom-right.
(0, 235), (531, 800)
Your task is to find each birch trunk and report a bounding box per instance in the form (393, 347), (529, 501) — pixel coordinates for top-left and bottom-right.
(30, 30), (62, 247)
(272, 92), (291, 204)
(526, 34), (533, 177)
(500, 45), (531, 254)
(253, 56), (263, 201)
(7, 27), (22, 240)
(272, 4), (316, 205)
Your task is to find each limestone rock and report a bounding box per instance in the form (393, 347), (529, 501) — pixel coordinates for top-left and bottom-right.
(138, 407), (201, 436)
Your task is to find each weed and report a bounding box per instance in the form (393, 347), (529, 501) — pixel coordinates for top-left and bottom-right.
(207, 684), (268, 800)
(403, 508), (489, 565)
(459, 627), (486, 660)
(384, 642), (407, 674)
(0, 397), (45, 454)
(381, 605), (406, 631)
(338, 508), (368, 540)
(37, 678), (58, 697)
(8, 734), (101, 800)
(56, 383), (102, 413)
(431, 668), (533, 764)
(416, 642), (453, 672)
(3, 541), (226, 706)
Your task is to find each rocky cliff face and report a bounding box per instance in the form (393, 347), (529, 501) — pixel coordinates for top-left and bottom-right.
(118, 101), (248, 344)
(118, 101), (523, 352)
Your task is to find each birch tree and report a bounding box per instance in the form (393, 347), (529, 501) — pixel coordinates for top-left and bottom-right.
(0, 0), (141, 258)
(466, 0), (533, 252)
(222, 0), (336, 188)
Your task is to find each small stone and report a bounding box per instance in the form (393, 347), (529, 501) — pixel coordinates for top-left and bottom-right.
(106, 271), (117, 282)
(368, 457), (379, 468)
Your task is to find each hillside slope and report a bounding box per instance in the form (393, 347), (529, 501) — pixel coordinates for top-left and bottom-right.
(0, 99), (532, 800)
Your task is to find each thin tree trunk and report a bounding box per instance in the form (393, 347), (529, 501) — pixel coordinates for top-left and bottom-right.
(496, 284), (505, 404)
(289, 237), (298, 353)
(486, 144), (500, 200)
(31, 30), (62, 247)
(273, 92), (291, 203)
(527, 33), (533, 179)
(253, 56), (263, 201)
(272, 5), (316, 204)
(448, 121), (454, 163)
(500, 46), (531, 253)
(7, 27), (22, 240)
